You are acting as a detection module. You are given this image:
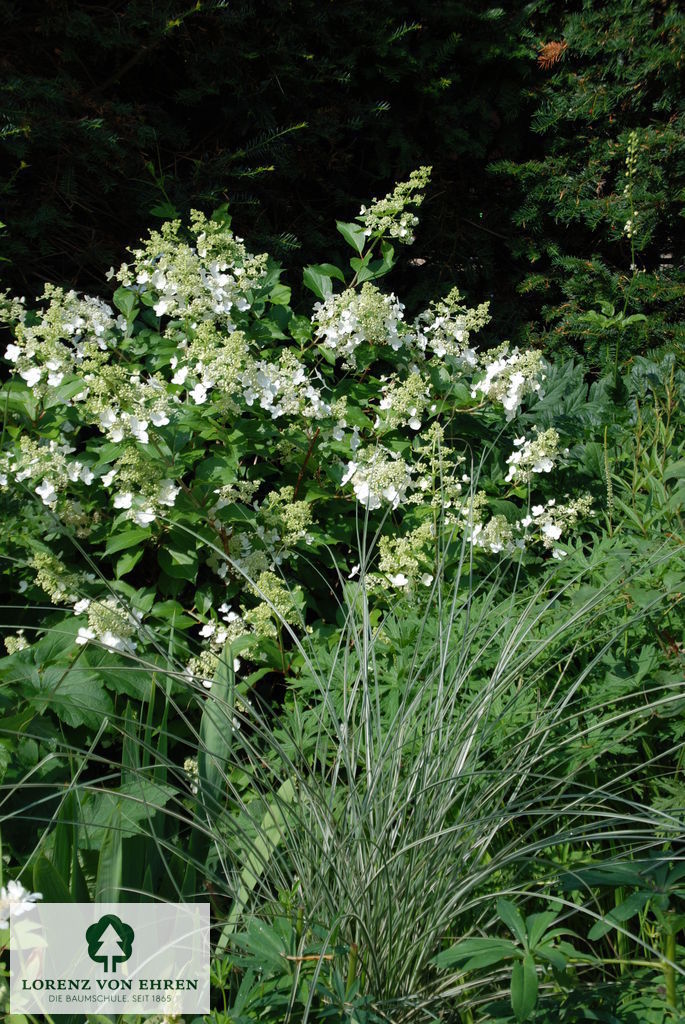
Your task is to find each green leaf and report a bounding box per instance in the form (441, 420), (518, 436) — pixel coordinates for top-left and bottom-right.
(217, 777), (296, 951)
(116, 548), (144, 578)
(105, 528), (152, 556)
(30, 666), (113, 730)
(149, 202), (180, 219)
(158, 544), (199, 580)
(315, 262), (346, 282)
(336, 220), (367, 254)
(511, 953), (538, 1022)
(113, 287), (139, 318)
(95, 811), (123, 902)
(303, 266), (334, 300)
(588, 891), (651, 939)
(33, 854), (73, 903)
(32, 617), (82, 663)
(43, 377), (92, 409)
(664, 459), (685, 482)
(78, 780), (176, 847)
(197, 648), (235, 811)
(497, 898), (528, 946)
(52, 792), (75, 882)
(268, 282), (291, 305)
(349, 253), (377, 283)
(433, 937), (516, 970)
(289, 314), (313, 344)
(0, 743), (10, 782)
(535, 942), (567, 972)
(525, 910), (560, 949)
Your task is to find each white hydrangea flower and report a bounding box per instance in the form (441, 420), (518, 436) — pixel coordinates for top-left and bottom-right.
(150, 409), (170, 427)
(20, 367), (42, 388)
(158, 479), (180, 506)
(0, 880), (42, 926)
(132, 507), (155, 527)
(389, 572), (409, 587)
(35, 479), (57, 505)
(127, 415), (149, 444)
(190, 382), (209, 404)
(312, 283), (409, 364)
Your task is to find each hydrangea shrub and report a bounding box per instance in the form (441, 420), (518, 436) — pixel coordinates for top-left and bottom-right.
(0, 170), (591, 684)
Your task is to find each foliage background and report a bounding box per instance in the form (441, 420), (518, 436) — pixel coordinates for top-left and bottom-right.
(2, 0), (681, 355)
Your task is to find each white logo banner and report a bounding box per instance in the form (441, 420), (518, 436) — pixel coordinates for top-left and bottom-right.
(10, 902), (210, 1014)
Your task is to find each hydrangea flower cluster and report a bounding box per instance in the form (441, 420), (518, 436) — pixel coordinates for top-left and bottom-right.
(376, 373), (432, 432)
(114, 212), (268, 326)
(413, 287), (489, 362)
(377, 521), (435, 589)
(466, 495), (593, 558)
(0, 169), (593, 679)
(1, 285), (118, 397)
(472, 346), (546, 420)
(505, 428), (564, 484)
(75, 596), (143, 653)
(342, 447), (413, 510)
(520, 496), (593, 555)
(312, 284), (408, 364)
(357, 166), (432, 243)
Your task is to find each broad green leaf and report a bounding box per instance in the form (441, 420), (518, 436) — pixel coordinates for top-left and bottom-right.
(535, 942), (567, 972)
(158, 544), (199, 580)
(32, 616), (81, 663)
(217, 778), (296, 951)
(33, 854), (72, 903)
(95, 810), (123, 902)
(268, 282), (292, 305)
(84, 649), (151, 702)
(511, 953), (538, 1021)
(525, 910), (560, 949)
(29, 666), (113, 730)
(78, 780), (176, 847)
(149, 202), (180, 219)
(314, 262), (346, 282)
(105, 528), (152, 556)
(336, 220), (367, 254)
(497, 898), (528, 946)
(197, 648), (235, 812)
(303, 265), (334, 300)
(116, 548), (144, 578)
(433, 937), (516, 970)
(113, 287), (138, 318)
(588, 891), (651, 939)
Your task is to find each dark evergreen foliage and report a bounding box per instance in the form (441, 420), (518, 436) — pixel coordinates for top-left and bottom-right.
(0, 0), (531, 314)
(494, 0), (685, 361)
(0, 0), (682, 359)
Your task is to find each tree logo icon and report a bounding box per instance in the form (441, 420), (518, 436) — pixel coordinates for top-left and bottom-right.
(86, 914), (135, 973)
